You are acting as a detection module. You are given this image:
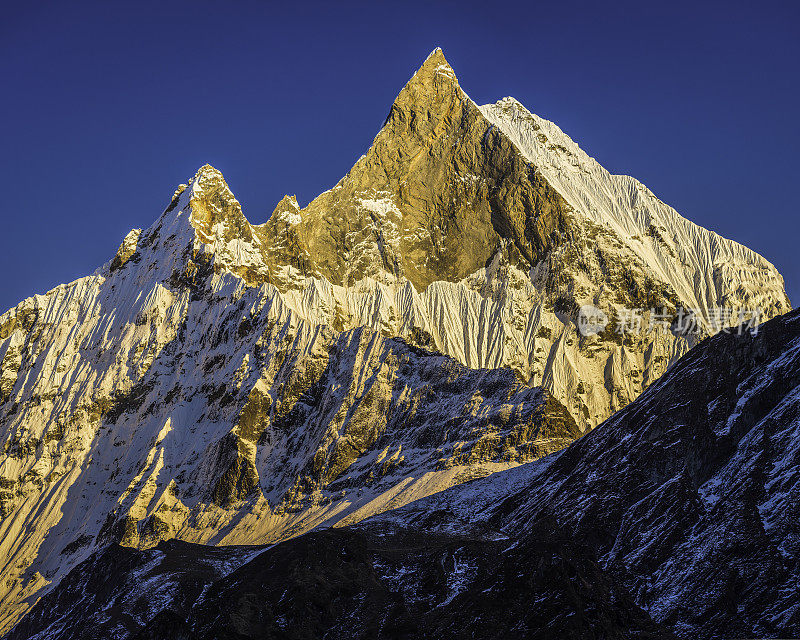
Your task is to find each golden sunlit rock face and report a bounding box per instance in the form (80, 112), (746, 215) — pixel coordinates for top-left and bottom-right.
(220, 50), (575, 292)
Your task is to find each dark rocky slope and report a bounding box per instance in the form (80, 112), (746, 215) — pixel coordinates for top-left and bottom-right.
(9, 521), (671, 640)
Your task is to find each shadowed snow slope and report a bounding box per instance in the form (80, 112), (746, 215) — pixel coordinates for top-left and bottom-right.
(0, 48), (790, 633)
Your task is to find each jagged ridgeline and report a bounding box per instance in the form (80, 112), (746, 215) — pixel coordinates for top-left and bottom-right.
(0, 48), (790, 632)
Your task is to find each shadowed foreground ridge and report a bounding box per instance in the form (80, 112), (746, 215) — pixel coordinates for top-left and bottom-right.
(10, 523), (672, 640)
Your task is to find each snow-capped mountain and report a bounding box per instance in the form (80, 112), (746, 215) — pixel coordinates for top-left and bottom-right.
(0, 48), (790, 633)
(12, 307), (800, 639)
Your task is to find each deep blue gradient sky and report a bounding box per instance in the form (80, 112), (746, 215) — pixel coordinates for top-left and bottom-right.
(2, 0), (798, 313)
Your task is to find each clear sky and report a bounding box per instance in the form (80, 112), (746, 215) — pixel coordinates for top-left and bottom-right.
(1, 0), (798, 313)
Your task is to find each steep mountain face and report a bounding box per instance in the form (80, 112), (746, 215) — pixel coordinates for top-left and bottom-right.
(0, 48), (790, 633)
(13, 309), (800, 639)
(479, 98), (789, 321)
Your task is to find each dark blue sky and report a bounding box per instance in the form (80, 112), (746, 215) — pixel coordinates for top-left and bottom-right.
(1, 0), (798, 313)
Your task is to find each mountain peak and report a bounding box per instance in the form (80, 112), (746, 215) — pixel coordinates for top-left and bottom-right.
(422, 46), (448, 66)
(190, 163), (225, 190)
(400, 47), (459, 96)
(195, 162), (219, 175)
(177, 164), (255, 253)
(269, 194), (300, 224)
(184, 164), (235, 207)
(381, 48), (465, 139)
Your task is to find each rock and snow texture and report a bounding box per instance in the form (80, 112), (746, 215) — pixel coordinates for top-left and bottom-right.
(377, 308), (800, 638)
(14, 309), (800, 639)
(479, 97), (789, 322)
(0, 48), (790, 633)
(0, 171), (578, 633)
